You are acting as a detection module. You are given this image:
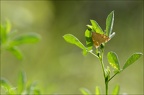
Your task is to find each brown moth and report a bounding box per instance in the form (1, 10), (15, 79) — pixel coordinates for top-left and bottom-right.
(92, 32), (110, 48)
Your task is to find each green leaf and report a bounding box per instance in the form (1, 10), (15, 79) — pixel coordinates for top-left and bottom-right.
(27, 82), (37, 94)
(106, 11), (114, 36)
(105, 66), (111, 81)
(95, 86), (100, 95)
(0, 78), (16, 94)
(90, 20), (104, 34)
(33, 89), (41, 95)
(0, 78), (11, 91)
(123, 53), (142, 70)
(5, 19), (11, 34)
(112, 85), (120, 95)
(10, 33), (41, 46)
(85, 29), (93, 51)
(86, 25), (93, 31)
(82, 48), (88, 56)
(107, 51), (120, 71)
(0, 24), (7, 44)
(80, 88), (91, 95)
(63, 34), (87, 50)
(17, 71), (26, 94)
(0, 20), (11, 44)
(109, 32), (115, 39)
(7, 46), (23, 60)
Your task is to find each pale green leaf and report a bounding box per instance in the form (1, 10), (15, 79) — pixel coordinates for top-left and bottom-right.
(106, 11), (114, 36)
(0, 24), (7, 43)
(27, 82), (37, 94)
(63, 34), (86, 50)
(86, 25), (93, 31)
(109, 32), (115, 39)
(107, 51), (120, 71)
(95, 86), (100, 95)
(123, 53), (142, 70)
(10, 33), (41, 46)
(17, 71), (26, 94)
(7, 46), (23, 60)
(0, 20), (11, 44)
(112, 85), (120, 95)
(105, 66), (111, 81)
(80, 88), (91, 95)
(90, 20), (103, 34)
(5, 19), (11, 34)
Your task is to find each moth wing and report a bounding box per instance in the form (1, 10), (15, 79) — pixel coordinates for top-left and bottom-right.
(92, 32), (110, 48)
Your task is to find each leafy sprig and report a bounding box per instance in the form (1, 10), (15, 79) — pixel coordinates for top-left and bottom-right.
(63, 11), (142, 95)
(0, 20), (41, 60)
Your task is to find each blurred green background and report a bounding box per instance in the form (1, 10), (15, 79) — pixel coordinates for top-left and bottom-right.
(1, 0), (143, 94)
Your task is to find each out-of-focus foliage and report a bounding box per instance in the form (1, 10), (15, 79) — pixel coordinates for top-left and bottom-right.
(1, 0), (143, 94)
(0, 20), (42, 94)
(1, 71), (41, 95)
(0, 21), (41, 60)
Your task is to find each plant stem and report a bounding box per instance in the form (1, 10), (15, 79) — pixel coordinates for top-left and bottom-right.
(100, 56), (108, 95)
(105, 82), (108, 95)
(108, 72), (119, 82)
(99, 55), (105, 78)
(90, 48), (109, 95)
(89, 51), (105, 77)
(99, 51), (109, 95)
(89, 51), (99, 58)
(99, 49), (109, 95)
(100, 47), (109, 95)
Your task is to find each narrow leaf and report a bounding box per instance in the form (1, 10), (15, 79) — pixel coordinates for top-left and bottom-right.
(90, 20), (103, 34)
(63, 34), (86, 50)
(85, 29), (93, 51)
(95, 86), (100, 95)
(109, 32), (115, 39)
(106, 11), (114, 36)
(86, 25), (93, 31)
(17, 71), (26, 94)
(27, 82), (37, 94)
(112, 85), (120, 95)
(10, 33), (41, 46)
(123, 53), (142, 70)
(6, 19), (11, 34)
(107, 51), (120, 71)
(105, 66), (111, 81)
(80, 88), (91, 95)
(7, 46), (23, 60)
(0, 24), (7, 43)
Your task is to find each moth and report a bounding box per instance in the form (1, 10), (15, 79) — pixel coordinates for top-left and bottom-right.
(92, 32), (110, 48)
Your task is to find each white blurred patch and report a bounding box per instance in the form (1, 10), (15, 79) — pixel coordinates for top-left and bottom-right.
(122, 93), (127, 95)
(12, 7), (33, 28)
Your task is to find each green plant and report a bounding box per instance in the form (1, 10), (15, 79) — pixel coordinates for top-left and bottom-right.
(0, 20), (41, 60)
(63, 11), (142, 95)
(0, 21), (42, 94)
(0, 71), (41, 95)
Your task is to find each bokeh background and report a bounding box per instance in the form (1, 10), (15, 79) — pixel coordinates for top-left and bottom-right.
(1, 0), (143, 94)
